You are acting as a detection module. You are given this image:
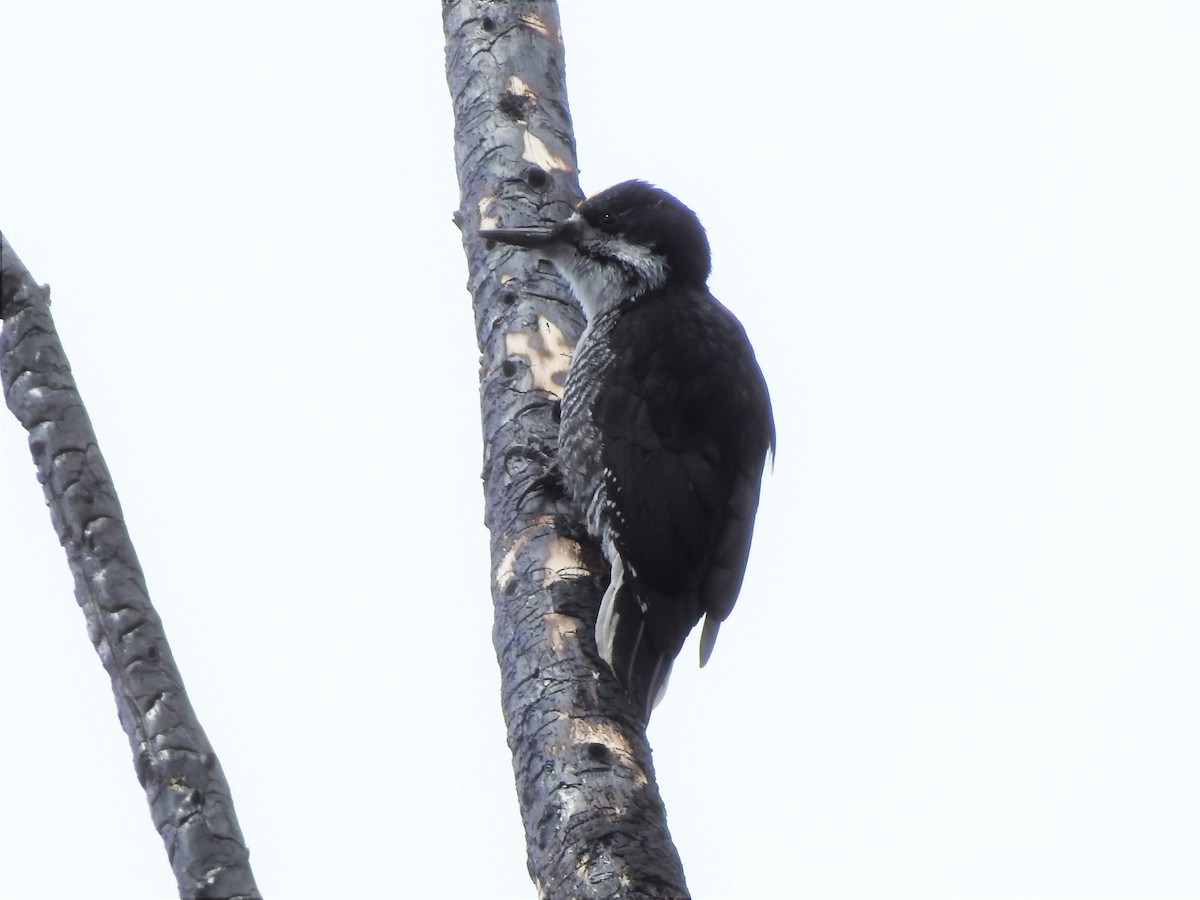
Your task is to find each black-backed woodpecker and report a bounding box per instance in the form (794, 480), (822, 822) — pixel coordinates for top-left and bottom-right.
(481, 180), (775, 722)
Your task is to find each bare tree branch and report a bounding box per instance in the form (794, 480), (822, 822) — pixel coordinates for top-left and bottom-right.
(0, 231), (260, 900)
(442, 3), (689, 897)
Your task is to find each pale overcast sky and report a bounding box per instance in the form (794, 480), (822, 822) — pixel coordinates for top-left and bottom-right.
(1, 2), (1196, 898)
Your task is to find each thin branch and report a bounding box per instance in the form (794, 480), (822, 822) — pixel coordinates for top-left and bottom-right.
(0, 231), (260, 900)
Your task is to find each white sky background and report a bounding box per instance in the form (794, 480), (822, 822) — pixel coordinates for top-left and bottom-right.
(0, 1), (1196, 898)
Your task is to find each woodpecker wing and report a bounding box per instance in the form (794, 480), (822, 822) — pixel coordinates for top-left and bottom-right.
(593, 287), (774, 685)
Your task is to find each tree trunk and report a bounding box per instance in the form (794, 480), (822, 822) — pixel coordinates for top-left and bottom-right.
(441, 3), (690, 897)
(0, 231), (260, 900)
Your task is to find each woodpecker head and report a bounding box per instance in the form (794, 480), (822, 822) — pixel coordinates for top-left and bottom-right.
(480, 180), (712, 320)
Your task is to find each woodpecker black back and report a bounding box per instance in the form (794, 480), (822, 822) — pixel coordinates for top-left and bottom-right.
(481, 181), (775, 722)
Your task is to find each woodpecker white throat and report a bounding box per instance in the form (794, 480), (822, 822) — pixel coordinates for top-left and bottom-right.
(481, 180), (775, 722)
(535, 218), (670, 320)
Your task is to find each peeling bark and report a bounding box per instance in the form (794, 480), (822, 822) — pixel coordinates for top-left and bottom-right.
(442, 2), (689, 897)
(0, 232), (260, 900)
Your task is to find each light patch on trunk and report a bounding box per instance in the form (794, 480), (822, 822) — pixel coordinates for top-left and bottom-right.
(543, 535), (587, 583)
(506, 75), (536, 104)
(494, 515), (555, 593)
(544, 611), (579, 653)
(503, 314), (574, 398)
(517, 11), (550, 37)
(521, 127), (572, 173)
(494, 519), (586, 596)
(478, 195), (501, 231)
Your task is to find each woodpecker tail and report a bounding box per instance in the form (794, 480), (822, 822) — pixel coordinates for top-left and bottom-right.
(698, 615), (721, 667)
(596, 553), (672, 723)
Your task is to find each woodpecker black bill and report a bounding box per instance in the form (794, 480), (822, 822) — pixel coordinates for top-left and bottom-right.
(477, 225), (560, 248)
(481, 180), (775, 722)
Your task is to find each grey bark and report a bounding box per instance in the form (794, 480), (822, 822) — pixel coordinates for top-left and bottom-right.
(0, 231), (260, 900)
(442, 2), (690, 897)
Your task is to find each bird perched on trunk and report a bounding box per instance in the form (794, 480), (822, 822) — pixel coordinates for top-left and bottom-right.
(481, 181), (774, 722)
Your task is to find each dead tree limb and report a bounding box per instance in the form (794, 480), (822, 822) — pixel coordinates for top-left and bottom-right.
(442, 2), (689, 897)
(0, 231), (260, 900)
